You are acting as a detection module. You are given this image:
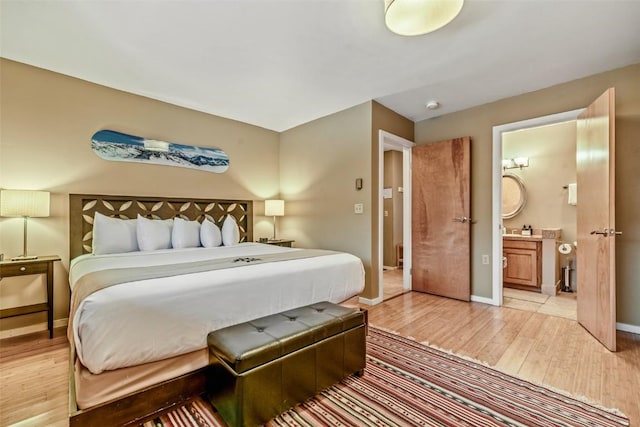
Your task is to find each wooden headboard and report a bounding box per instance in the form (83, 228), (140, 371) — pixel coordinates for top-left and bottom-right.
(69, 194), (253, 259)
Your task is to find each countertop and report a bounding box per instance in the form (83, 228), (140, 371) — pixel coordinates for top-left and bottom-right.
(502, 234), (543, 242)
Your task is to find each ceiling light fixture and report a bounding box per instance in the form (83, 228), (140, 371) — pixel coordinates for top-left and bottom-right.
(384, 0), (464, 36)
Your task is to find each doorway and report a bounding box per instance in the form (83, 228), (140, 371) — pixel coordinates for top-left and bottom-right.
(378, 130), (414, 302)
(382, 148), (405, 300)
(492, 109), (584, 306)
(494, 90), (618, 352)
(501, 121), (578, 321)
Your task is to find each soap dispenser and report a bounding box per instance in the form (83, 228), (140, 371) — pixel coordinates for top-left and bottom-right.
(522, 225), (532, 237)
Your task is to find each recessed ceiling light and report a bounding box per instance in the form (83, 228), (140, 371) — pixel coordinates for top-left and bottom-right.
(425, 101), (440, 110)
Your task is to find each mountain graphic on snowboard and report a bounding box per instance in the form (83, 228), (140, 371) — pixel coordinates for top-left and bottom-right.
(91, 130), (229, 173)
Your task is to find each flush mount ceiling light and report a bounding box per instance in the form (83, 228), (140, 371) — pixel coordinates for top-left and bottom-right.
(384, 0), (464, 36)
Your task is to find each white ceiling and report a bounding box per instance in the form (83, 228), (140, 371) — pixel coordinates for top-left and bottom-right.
(2, 1), (639, 132)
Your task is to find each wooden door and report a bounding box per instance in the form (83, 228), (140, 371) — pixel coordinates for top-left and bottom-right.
(412, 137), (471, 301)
(576, 88), (617, 351)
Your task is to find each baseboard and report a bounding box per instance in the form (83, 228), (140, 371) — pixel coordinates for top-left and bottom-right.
(382, 265), (398, 271)
(471, 295), (498, 306)
(616, 322), (640, 335)
(359, 295), (383, 306)
(0, 318), (68, 340)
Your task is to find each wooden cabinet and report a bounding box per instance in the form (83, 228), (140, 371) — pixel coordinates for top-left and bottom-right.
(503, 239), (541, 291)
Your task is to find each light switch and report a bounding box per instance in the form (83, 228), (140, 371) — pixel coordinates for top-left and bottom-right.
(354, 203), (364, 214)
(384, 210), (389, 217)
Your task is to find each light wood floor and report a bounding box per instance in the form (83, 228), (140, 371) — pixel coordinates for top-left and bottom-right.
(382, 268), (406, 300)
(366, 292), (639, 425)
(0, 328), (69, 427)
(1, 292), (639, 426)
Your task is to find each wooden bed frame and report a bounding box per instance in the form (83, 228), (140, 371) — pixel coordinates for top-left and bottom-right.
(68, 194), (253, 426)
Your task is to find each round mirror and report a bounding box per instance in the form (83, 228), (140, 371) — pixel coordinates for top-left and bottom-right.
(502, 173), (527, 219)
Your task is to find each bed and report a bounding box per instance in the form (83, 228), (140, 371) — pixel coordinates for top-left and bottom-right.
(67, 194), (365, 426)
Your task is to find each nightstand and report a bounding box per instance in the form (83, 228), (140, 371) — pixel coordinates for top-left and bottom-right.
(0, 255), (61, 338)
(262, 239), (295, 248)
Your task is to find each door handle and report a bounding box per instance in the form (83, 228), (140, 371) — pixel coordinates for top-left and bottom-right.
(590, 228), (623, 236)
(453, 216), (475, 224)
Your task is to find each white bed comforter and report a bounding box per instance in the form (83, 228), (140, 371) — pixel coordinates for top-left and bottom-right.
(70, 243), (365, 374)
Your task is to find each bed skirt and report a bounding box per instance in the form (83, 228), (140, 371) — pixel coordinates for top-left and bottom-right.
(74, 349), (209, 409)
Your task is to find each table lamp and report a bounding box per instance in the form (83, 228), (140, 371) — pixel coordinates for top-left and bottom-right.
(264, 199), (284, 241)
(0, 189), (50, 260)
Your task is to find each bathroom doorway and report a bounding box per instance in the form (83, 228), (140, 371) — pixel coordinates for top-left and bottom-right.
(502, 120), (578, 291)
(492, 109), (583, 307)
(494, 90), (619, 351)
(496, 113), (581, 321)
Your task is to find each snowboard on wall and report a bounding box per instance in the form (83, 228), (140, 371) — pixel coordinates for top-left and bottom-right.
(91, 130), (229, 173)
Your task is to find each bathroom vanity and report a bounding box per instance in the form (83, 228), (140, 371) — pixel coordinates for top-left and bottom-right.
(503, 235), (542, 291)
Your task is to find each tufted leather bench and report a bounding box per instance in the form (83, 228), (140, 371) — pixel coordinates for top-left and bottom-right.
(206, 301), (366, 427)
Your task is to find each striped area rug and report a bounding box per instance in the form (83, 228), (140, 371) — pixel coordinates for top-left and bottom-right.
(146, 326), (629, 427)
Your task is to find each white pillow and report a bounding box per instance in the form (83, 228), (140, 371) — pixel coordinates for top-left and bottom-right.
(221, 215), (240, 246)
(200, 219), (222, 247)
(136, 214), (173, 251)
(92, 212), (139, 255)
(172, 217), (201, 249)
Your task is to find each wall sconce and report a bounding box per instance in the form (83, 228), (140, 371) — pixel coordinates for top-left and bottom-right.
(502, 157), (529, 170)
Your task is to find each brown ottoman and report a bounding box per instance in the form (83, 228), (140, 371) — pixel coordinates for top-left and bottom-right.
(207, 301), (366, 427)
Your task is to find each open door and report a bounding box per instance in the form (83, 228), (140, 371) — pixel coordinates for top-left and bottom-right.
(412, 137), (471, 301)
(576, 88), (617, 351)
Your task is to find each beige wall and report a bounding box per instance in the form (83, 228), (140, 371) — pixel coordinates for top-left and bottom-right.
(279, 101), (413, 302)
(415, 63), (640, 327)
(0, 59), (280, 333)
(503, 121), (577, 245)
(279, 102), (373, 290)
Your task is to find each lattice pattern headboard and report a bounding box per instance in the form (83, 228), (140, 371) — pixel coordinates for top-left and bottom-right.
(69, 194), (253, 259)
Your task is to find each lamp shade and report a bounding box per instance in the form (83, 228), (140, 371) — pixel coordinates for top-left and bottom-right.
(0, 190), (50, 217)
(264, 199), (284, 217)
(384, 0), (464, 36)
